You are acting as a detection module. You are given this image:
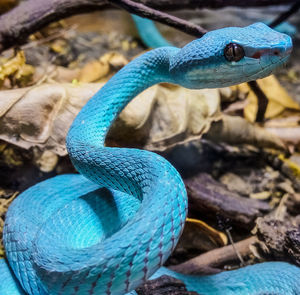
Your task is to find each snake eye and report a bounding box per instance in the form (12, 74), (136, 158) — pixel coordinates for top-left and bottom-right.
(224, 43), (245, 62)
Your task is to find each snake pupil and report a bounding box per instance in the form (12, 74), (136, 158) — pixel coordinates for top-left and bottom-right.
(224, 43), (245, 62)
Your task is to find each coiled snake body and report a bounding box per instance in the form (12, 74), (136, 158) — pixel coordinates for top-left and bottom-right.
(1, 23), (299, 295)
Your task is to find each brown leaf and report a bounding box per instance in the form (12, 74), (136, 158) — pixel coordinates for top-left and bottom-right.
(0, 82), (222, 155)
(205, 115), (286, 151)
(0, 80), (287, 156)
(0, 51), (34, 88)
(239, 75), (300, 122)
(264, 116), (300, 149)
(78, 52), (128, 83)
(0, 83), (101, 155)
(185, 218), (228, 247)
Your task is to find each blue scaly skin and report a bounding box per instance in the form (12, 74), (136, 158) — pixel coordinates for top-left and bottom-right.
(131, 15), (172, 48)
(1, 23), (298, 294)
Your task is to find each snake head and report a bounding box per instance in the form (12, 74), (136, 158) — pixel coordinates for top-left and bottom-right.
(170, 22), (292, 88)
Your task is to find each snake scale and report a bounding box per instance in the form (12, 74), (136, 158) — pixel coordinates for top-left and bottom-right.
(1, 22), (300, 295)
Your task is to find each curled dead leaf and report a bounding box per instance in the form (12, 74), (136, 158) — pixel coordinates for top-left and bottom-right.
(0, 83), (101, 155)
(0, 51), (34, 88)
(0, 82), (222, 154)
(108, 85), (222, 150)
(79, 52), (128, 83)
(79, 60), (110, 83)
(239, 75), (300, 122)
(250, 191), (272, 200)
(186, 218), (228, 247)
(35, 150), (59, 172)
(0, 81), (286, 156)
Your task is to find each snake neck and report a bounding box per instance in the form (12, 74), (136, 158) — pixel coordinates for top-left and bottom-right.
(131, 15), (172, 48)
(67, 46), (179, 149)
(31, 47), (188, 295)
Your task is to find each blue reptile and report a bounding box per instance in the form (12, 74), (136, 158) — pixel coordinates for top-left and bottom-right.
(1, 23), (299, 295)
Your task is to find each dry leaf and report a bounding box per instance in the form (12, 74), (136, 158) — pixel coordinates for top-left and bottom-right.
(205, 115), (285, 151)
(186, 218), (228, 247)
(0, 51), (34, 88)
(261, 115), (300, 151)
(220, 172), (252, 196)
(50, 39), (69, 54)
(35, 150), (59, 172)
(0, 82), (221, 155)
(250, 191), (271, 200)
(239, 75), (300, 122)
(0, 80), (286, 156)
(33, 65), (81, 84)
(0, 83), (101, 155)
(79, 60), (109, 83)
(79, 52), (128, 83)
(233, 76), (300, 151)
(109, 85), (222, 150)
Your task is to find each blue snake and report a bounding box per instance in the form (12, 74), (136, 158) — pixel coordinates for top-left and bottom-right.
(1, 22), (299, 295)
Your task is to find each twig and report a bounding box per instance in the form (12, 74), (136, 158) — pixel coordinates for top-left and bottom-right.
(169, 236), (257, 275)
(226, 228), (245, 266)
(117, 0), (297, 10)
(248, 80), (269, 123)
(269, 0), (300, 28)
(250, 1), (300, 123)
(110, 0), (206, 37)
(21, 25), (77, 50)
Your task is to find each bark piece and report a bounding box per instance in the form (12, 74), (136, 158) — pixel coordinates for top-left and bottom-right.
(136, 275), (199, 295)
(255, 217), (300, 266)
(185, 173), (270, 229)
(286, 193), (300, 216)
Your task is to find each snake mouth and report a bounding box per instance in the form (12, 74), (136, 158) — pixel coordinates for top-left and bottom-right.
(251, 47), (292, 59)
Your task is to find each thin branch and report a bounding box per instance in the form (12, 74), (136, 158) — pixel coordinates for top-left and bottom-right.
(0, 0), (297, 53)
(110, 0), (207, 37)
(138, 0), (297, 10)
(0, 0), (109, 52)
(226, 228), (245, 266)
(169, 236), (257, 275)
(248, 81), (269, 123)
(250, 1), (300, 123)
(269, 0), (300, 28)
